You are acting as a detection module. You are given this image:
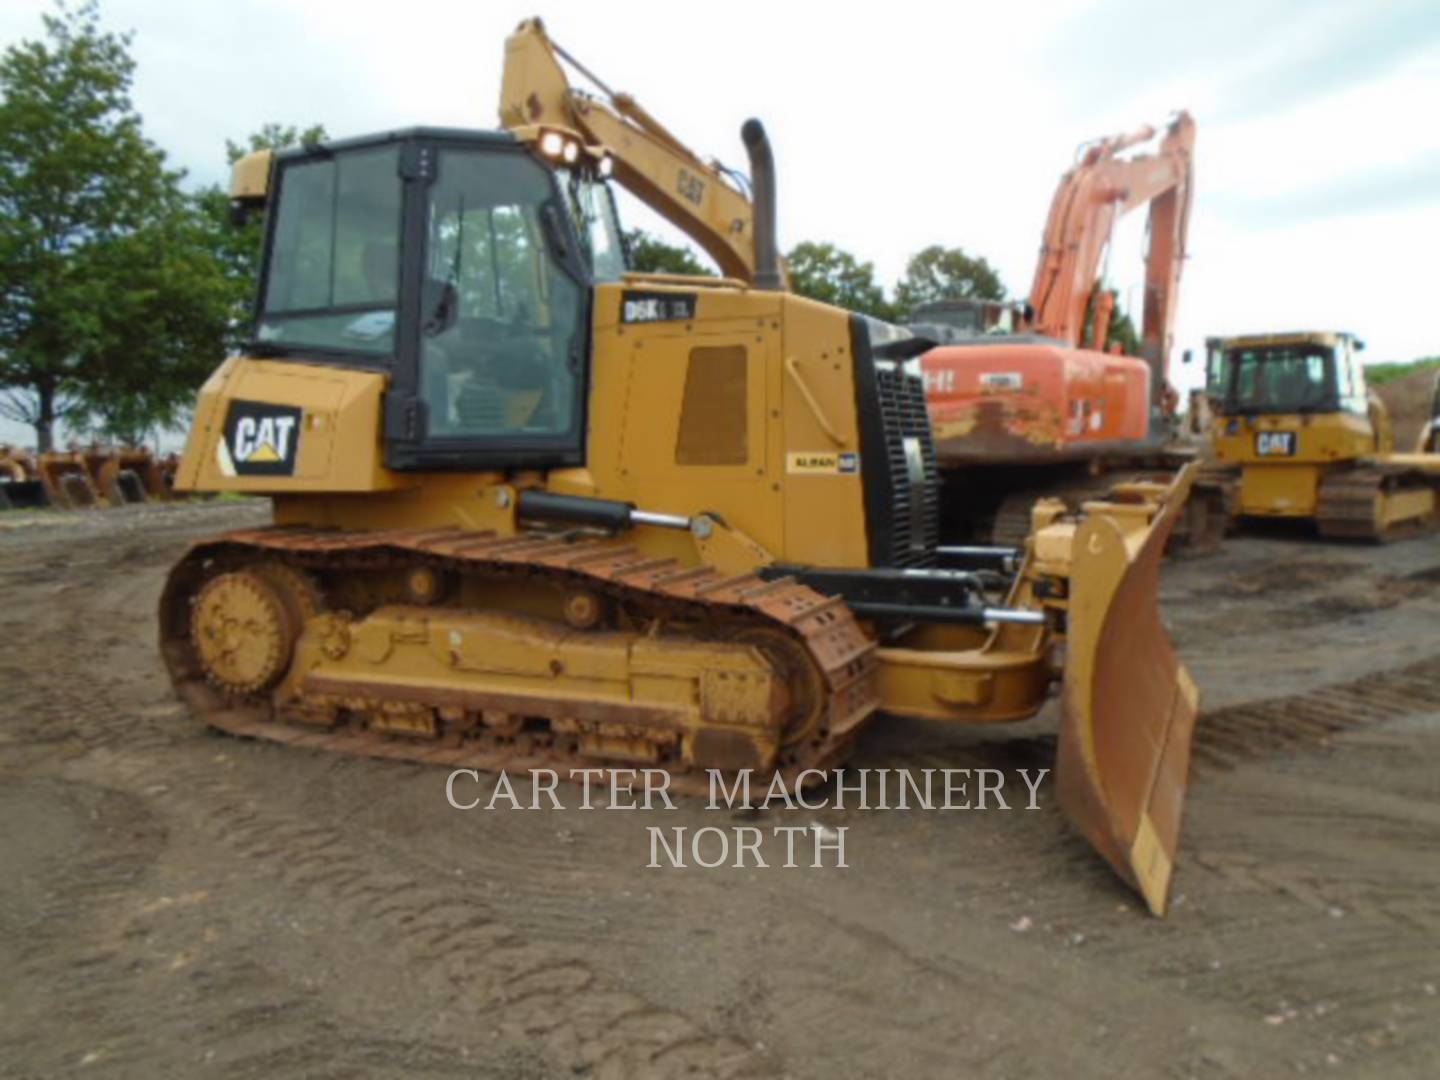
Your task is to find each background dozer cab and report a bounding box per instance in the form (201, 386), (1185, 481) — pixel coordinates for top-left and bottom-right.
(164, 60), (1198, 912)
(1206, 331), (1440, 540)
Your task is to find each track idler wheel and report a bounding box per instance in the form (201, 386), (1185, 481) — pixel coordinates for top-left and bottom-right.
(190, 569), (303, 695)
(726, 625), (827, 753)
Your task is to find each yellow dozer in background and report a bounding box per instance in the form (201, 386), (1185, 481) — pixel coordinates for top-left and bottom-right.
(1206, 331), (1440, 539)
(160, 26), (1199, 914)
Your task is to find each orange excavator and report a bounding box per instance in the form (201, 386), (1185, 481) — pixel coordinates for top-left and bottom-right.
(917, 112), (1229, 549)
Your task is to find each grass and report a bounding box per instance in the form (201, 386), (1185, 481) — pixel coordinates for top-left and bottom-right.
(1365, 356), (1440, 385)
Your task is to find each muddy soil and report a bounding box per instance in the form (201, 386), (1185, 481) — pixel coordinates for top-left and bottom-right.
(2, 502), (1438, 1078)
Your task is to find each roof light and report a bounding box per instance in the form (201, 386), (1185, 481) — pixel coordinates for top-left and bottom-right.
(597, 154), (614, 178)
(562, 140), (580, 164)
(539, 131), (564, 158)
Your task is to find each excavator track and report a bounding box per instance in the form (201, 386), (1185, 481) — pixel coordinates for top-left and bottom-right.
(1317, 467), (1438, 542)
(160, 526), (878, 794)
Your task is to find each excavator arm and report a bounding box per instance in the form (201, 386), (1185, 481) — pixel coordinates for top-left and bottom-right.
(1028, 112), (1195, 410)
(499, 17), (766, 284)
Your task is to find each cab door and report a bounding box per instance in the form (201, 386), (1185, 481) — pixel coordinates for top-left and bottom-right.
(384, 137), (592, 471)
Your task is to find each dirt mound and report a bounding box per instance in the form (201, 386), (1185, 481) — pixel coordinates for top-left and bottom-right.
(1374, 366), (1438, 449)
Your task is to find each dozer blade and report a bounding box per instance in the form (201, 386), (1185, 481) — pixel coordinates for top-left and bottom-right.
(1056, 466), (1198, 916)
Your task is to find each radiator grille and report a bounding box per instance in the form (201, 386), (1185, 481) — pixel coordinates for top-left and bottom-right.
(873, 360), (939, 567)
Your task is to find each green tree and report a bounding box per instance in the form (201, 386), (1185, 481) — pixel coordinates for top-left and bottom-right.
(1106, 308), (1142, 355)
(0, 1), (230, 449)
(894, 245), (1006, 316)
(784, 241), (895, 321)
(68, 206), (234, 445)
(623, 228), (713, 276)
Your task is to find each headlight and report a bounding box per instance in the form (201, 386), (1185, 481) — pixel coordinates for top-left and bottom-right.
(598, 154), (614, 178)
(540, 132), (564, 157)
(562, 140), (580, 164)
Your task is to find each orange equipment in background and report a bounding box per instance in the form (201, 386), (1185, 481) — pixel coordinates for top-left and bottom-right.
(916, 113), (1226, 547)
(923, 112), (1194, 463)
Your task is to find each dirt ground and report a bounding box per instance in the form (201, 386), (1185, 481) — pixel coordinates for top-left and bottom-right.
(2, 501), (1439, 1079)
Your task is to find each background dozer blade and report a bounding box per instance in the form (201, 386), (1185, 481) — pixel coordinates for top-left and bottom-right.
(1057, 467), (1198, 916)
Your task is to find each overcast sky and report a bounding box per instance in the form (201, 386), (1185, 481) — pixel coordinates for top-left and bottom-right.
(3, 0), (1439, 446)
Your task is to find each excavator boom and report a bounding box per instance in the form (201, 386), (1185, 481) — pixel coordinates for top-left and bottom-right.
(499, 17), (763, 283)
(1028, 112), (1195, 408)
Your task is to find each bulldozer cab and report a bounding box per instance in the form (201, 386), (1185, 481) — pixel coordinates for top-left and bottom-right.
(252, 128), (621, 472)
(1210, 332), (1367, 419)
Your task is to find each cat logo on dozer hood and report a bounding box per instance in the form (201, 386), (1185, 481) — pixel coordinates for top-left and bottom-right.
(217, 400), (302, 477)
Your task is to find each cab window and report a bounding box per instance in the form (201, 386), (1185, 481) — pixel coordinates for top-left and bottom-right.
(419, 150), (583, 439)
(558, 168), (626, 283)
(257, 146), (402, 355)
(1225, 345), (1334, 413)
(1337, 342), (1369, 415)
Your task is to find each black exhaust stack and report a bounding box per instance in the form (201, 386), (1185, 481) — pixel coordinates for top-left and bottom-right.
(741, 119), (784, 291)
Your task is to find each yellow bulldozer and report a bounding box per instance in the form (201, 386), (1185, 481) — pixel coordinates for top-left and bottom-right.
(1205, 331), (1440, 539)
(159, 23), (1201, 915)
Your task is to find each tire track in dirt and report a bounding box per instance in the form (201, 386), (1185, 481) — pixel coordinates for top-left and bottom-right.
(0, 779), (486, 1079)
(831, 653), (1440, 1076)
(3, 520), (772, 1080)
(64, 740), (771, 1080)
(9, 505), (1440, 1078)
(1193, 655), (1440, 772)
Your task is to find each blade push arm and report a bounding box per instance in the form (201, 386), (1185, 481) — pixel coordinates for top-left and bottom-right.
(499, 17), (760, 283)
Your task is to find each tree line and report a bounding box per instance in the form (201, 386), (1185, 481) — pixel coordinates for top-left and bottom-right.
(625, 231), (1007, 325)
(0, 2), (1123, 453)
